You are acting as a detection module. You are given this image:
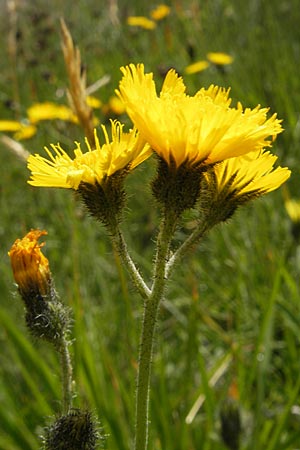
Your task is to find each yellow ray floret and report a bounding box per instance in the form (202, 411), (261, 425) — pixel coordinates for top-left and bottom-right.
(208, 150), (291, 197)
(116, 64), (283, 167)
(27, 120), (152, 190)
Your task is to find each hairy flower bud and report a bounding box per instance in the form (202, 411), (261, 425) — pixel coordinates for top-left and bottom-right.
(43, 409), (103, 450)
(8, 229), (70, 347)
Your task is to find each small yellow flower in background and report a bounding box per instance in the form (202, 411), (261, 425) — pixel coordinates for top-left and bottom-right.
(127, 16), (156, 30)
(185, 60), (210, 74)
(207, 52), (234, 65)
(117, 64), (283, 168)
(27, 102), (78, 124)
(0, 120), (37, 140)
(102, 96), (126, 116)
(14, 124), (37, 140)
(285, 198), (300, 223)
(86, 96), (102, 109)
(27, 120), (152, 190)
(0, 120), (23, 132)
(150, 4), (171, 21)
(8, 230), (51, 297)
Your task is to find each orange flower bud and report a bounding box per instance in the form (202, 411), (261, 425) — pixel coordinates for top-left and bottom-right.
(8, 229), (51, 297)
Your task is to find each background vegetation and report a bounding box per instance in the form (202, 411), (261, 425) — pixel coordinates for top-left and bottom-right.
(1, 0), (300, 449)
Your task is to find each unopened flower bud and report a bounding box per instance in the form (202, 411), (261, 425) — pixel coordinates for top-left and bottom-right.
(44, 409), (102, 450)
(9, 229), (52, 298)
(8, 229), (70, 347)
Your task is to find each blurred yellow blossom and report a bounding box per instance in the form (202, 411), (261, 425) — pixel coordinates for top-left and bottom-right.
(86, 96), (102, 109)
(150, 4), (171, 21)
(127, 16), (156, 30)
(0, 120), (37, 140)
(207, 52), (234, 65)
(185, 60), (210, 74)
(14, 124), (37, 140)
(0, 120), (23, 132)
(117, 64), (283, 168)
(285, 198), (300, 223)
(27, 102), (78, 124)
(103, 96), (126, 116)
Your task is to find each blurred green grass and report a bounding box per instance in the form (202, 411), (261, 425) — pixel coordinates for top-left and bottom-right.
(1, 0), (300, 449)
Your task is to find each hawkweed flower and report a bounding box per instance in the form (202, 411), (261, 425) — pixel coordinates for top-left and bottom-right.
(150, 4), (171, 21)
(199, 150), (291, 224)
(127, 16), (156, 30)
(284, 197), (300, 240)
(285, 197), (300, 223)
(117, 63), (283, 215)
(185, 60), (210, 74)
(27, 120), (152, 227)
(0, 120), (37, 140)
(207, 52), (234, 65)
(8, 230), (70, 346)
(27, 102), (78, 124)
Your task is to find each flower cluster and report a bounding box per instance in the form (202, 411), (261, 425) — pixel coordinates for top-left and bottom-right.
(27, 63), (290, 223)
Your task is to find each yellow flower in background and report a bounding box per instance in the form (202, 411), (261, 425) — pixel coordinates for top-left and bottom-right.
(27, 120), (152, 190)
(207, 150), (290, 197)
(127, 16), (156, 30)
(8, 229), (51, 297)
(27, 102), (78, 124)
(102, 96), (126, 116)
(86, 95), (102, 109)
(185, 60), (210, 74)
(207, 52), (234, 65)
(0, 120), (23, 132)
(150, 4), (171, 21)
(0, 120), (37, 140)
(285, 198), (300, 223)
(117, 64), (283, 168)
(14, 124), (37, 140)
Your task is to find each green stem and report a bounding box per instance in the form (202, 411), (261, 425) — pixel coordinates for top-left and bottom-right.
(111, 227), (151, 300)
(166, 218), (210, 278)
(59, 335), (73, 414)
(134, 212), (177, 450)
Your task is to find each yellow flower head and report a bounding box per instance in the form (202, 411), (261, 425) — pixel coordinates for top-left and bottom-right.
(0, 120), (23, 132)
(27, 102), (78, 124)
(27, 120), (152, 190)
(201, 150), (291, 223)
(185, 60), (210, 74)
(0, 120), (37, 140)
(127, 16), (156, 30)
(116, 64), (283, 168)
(8, 229), (51, 297)
(207, 52), (234, 65)
(209, 150), (290, 197)
(150, 4), (171, 21)
(285, 198), (300, 223)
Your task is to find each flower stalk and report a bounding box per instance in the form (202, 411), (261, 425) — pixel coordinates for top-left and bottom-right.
(134, 210), (178, 450)
(59, 335), (73, 414)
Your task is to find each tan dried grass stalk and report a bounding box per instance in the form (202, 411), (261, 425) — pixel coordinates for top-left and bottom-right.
(60, 18), (95, 146)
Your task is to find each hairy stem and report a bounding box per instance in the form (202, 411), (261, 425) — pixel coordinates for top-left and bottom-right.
(111, 227), (151, 299)
(59, 335), (73, 414)
(166, 218), (210, 278)
(134, 211), (177, 450)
